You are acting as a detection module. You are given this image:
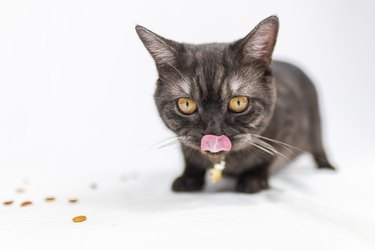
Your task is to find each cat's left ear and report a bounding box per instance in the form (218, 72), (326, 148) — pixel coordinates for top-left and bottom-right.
(232, 15), (279, 66)
(135, 25), (181, 69)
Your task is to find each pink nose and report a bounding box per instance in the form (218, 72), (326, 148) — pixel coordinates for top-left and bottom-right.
(200, 134), (232, 153)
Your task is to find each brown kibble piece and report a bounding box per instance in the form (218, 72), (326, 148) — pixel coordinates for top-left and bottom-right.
(3, 200), (14, 206)
(16, 188), (25, 193)
(68, 199), (78, 203)
(72, 215), (87, 223)
(45, 197), (55, 202)
(20, 201), (32, 207)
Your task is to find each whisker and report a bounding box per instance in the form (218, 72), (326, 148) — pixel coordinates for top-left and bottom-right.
(254, 136), (296, 157)
(156, 139), (180, 149)
(250, 134), (328, 163)
(240, 143), (269, 162)
(251, 134), (307, 154)
(253, 139), (290, 161)
(151, 136), (179, 148)
(251, 142), (275, 156)
(253, 139), (276, 151)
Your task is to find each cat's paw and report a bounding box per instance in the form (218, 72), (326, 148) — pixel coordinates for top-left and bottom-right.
(172, 176), (204, 192)
(236, 176), (269, 194)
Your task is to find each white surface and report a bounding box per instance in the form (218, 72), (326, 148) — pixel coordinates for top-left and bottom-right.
(1, 157), (375, 250)
(1, 0), (375, 249)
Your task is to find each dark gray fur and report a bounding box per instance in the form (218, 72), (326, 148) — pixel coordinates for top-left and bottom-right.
(136, 16), (334, 193)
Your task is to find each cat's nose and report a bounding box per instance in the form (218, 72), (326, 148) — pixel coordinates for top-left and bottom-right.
(200, 134), (232, 153)
(203, 118), (223, 135)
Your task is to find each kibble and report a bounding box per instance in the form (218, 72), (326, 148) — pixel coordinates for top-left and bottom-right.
(20, 201), (32, 207)
(3, 200), (13, 206)
(72, 215), (86, 223)
(45, 197), (55, 202)
(68, 199), (78, 203)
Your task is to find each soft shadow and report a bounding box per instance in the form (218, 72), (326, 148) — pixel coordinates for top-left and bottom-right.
(117, 171), (267, 213)
(82, 164), (336, 213)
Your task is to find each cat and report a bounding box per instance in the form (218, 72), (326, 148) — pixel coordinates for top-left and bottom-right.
(135, 15), (335, 193)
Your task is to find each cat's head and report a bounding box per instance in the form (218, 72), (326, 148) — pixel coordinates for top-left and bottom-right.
(136, 16), (279, 161)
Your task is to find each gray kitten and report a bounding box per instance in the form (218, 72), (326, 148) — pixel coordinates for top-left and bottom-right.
(136, 16), (334, 193)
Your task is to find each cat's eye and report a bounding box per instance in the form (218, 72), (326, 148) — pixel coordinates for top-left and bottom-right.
(177, 98), (197, 114)
(228, 96), (249, 113)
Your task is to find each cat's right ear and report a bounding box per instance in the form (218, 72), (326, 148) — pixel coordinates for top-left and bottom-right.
(135, 25), (180, 69)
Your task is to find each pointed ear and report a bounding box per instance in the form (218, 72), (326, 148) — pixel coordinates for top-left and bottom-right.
(233, 16), (279, 66)
(135, 25), (180, 68)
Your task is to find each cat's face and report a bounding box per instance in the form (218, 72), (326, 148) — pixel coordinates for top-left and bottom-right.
(136, 16), (279, 160)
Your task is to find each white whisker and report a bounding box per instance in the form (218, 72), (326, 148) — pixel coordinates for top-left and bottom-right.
(251, 142), (275, 156)
(253, 139), (290, 160)
(251, 134), (306, 154)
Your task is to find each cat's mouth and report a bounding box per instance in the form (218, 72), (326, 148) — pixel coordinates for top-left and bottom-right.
(200, 134), (232, 162)
(203, 151), (227, 162)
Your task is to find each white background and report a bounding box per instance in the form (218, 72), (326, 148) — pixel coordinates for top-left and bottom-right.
(1, 0), (375, 249)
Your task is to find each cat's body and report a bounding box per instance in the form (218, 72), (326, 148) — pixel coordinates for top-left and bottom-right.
(136, 16), (334, 193)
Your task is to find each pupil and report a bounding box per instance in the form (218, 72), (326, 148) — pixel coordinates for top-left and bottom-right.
(186, 101), (189, 108)
(237, 99), (241, 106)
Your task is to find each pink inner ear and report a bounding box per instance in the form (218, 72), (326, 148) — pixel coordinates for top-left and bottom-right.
(200, 134), (232, 153)
(243, 17), (279, 65)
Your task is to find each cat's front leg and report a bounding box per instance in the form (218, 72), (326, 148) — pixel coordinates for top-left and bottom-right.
(172, 158), (206, 192)
(236, 163), (270, 193)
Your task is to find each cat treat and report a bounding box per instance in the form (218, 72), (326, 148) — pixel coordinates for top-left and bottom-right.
(20, 201), (32, 207)
(72, 215), (87, 223)
(209, 161), (226, 184)
(45, 196), (56, 202)
(3, 200), (14, 206)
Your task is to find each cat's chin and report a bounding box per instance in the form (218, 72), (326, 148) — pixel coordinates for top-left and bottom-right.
(203, 151), (227, 164)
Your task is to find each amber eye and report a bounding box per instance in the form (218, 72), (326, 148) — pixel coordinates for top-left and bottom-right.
(177, 98), (197, 114)
(228, 96), (249, 113)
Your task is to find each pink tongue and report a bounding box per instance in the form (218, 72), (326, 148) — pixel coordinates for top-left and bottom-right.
(200, 134), (232, 153)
